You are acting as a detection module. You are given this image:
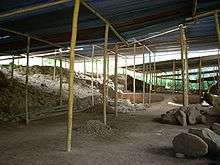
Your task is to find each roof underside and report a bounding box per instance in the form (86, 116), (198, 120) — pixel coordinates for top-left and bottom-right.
(0, 0), (219, 55)
(126, 54), (220, 73)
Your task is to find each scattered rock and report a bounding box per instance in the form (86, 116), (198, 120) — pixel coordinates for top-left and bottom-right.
(173, 132), (208, 157)
(175, 110), (187, 126)
(161, 104), (209, 126)
(211, 123), (220, 135)
(161, 113), (178, 125)
(79, 120), (112, 136)
(196, 115), (206, 124)
(189, 128), (220, 155)
(186, 108), (200, 125)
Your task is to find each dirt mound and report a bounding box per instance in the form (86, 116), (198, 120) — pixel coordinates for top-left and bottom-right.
(79, 120), (112, 136)
(0, 68), (102, 122)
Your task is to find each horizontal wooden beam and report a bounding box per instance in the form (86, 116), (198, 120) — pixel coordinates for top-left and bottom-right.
(80, 0), (129, 46)
(0, 0), (70, 20)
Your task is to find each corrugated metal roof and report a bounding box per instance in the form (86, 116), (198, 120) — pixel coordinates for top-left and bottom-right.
(0, 0), (219, 54)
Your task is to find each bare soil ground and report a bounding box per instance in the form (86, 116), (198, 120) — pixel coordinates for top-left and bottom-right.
(0, 94), (219, 165)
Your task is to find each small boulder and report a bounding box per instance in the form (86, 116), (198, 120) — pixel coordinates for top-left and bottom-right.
(161, 113), (178, 125)
(186, 109), (200, 125)
(173, 132), (208, 157)
(189, 128), (220, 155)
(196, 115), (206, 124)
(211, 123), (220, 136)
(175, 110), (187, 126)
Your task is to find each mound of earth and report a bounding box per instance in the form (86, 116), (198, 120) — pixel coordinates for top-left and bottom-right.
(79, 120), (112, 136)
(0, 67), (102, 122)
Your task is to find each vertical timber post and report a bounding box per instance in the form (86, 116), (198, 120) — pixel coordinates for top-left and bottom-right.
(114, 44), (118, 117)
(125, 55), (128, 92)
(142, 46), (146, 104)
(133, 44), (136, 104)
(53, 53), (56, 80)
(11, 54), (14, 79)
(180, 24), (189, 106)
(198, 58), (202, 95)
(96, 58), (98, 79)
(103, 24), (109, 125)
(25, 37), (30, 125)
(83, 57), (86, 75)
(67, 0), (80, 152)
(218, 52), (220, 80)
(149, 52), (152, 105)
(153, 54), (156, 89)
(215, 12), (220, 46)
(215, 12), (220, 80)
(172, 60), (176, 93)
(59, 49), (63, 106)
(91, 45), (95, 106)
(106, 46), (110, 99)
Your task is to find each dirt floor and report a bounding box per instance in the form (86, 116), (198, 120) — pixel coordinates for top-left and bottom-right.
(0, 95), (219, 165)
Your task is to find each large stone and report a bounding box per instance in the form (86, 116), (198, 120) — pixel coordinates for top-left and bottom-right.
(186, 109), (200, 125)
(196, 115), (206, 124)
(173, 132), (208, 157)
(161, 113), (178, 125)
(211, 123), (220, 135)
(175, 110), (187, 126)
(189, 128), (220, 155)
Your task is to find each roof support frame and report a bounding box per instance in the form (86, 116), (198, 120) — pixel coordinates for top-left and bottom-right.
(80, 0), (128, 46)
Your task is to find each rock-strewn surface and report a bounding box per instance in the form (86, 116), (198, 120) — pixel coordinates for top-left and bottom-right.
(189, 128), (220, 155)
(161, 104), (209, 126)
(0, 66), (101, 122)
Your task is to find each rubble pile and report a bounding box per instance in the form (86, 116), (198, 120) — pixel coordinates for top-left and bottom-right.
(161, 104), (210, 126)
(0, 66), (102, 122)
(108, 100), (147, 113)
(173, 123), (220, 158)
(78, 120), (112, 136)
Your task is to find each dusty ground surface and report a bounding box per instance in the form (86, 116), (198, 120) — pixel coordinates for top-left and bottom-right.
(0, 96), (219, 165)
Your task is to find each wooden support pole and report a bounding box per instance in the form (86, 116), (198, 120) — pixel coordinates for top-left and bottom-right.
(218, 51), (220, 80)
(25, 37), (30, 125)
(83, 57), (86, 75)
(41, 57), (44, 66)
(198, 58), (202, 95)
(215, 12), (220, 46)
(146, 65), (148, 84)
(103, 24), (109, 125)
(59, 50), (63, 106)
(215, 12), (220, 81)
(153, 55), (156, 86)
(106, 45), (110, 98)
(80, 0), (128, 45)
(96, 58), (98, 79)
(67, 0), (80, 152)
(172, 60), (176, 92)
(114, 44), (118, 117)
(133, 44), (136, 104)
(142, 46), (146, 104)
(53, 54), (56, 80)
(96, 58), (99, 87)
(91, 45), (95, 106)
(11, 55), (14, 79)
(125, 55), (128, 92)
(148, 52), (152, 105)
(180, 25), (189, 106)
